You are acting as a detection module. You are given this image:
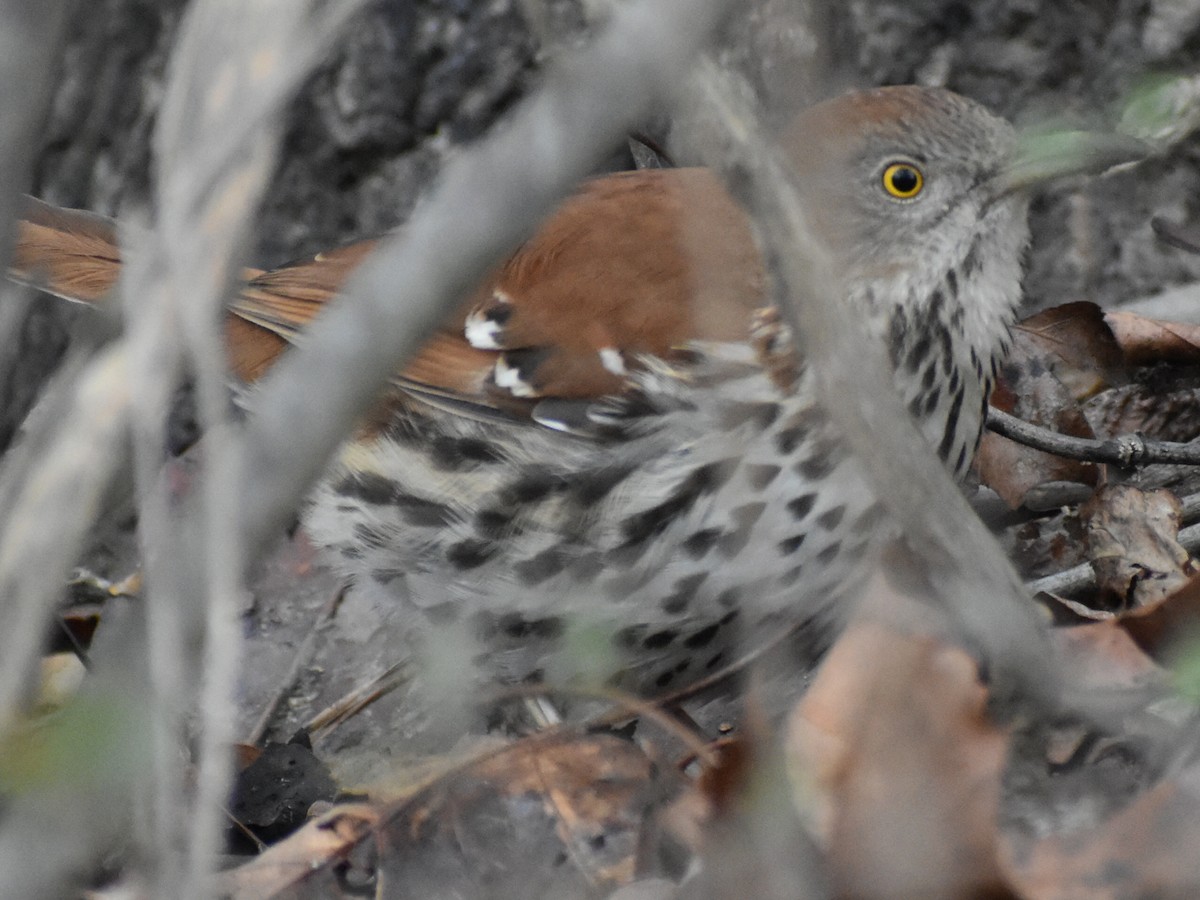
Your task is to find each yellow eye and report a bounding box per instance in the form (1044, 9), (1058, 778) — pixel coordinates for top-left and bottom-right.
(881, 162), (924, 200)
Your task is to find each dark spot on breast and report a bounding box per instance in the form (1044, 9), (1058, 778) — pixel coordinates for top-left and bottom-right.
(716, 588), (740, 609)
(339, 545), (363, 560)
(446, 539), (498, 570)
(619, 461), (732, 547)
(908, 395), (924, 419)
(475, 508), (515, 538)
(684, 623), (719, 648)
(497, 613), (563, 639)
(816, 541), (842, 565)
(371, 567), (402, 585)
(797, 438), (841, 480)
(779, 565), (804, 587)
(955, 444), (968, 473)
(655, 670), (676, 688)
(719, 502), (767, 558)
(430, 435), (502, 470)
(614, 625), (644, 649)
(962, 236), (982, 277)
(788, 493), (817, 520)
(922, 361), (938, 391)
(937, 387), (964, 461)
(335, 472), (398, 505)
(922, 386), (941, 417)
(661, 594), (689, 615)
(817, 505), (846, 530)
(572, 466), (633, 505)
(888, 308), (908, 366)
(746, 463), (782, 490)
(682, 528), (723, 559)
(946, 268), (958, 298)
(935, 322), (953, 360)
(662, 572), (707, 614)
(503, 470), (563, 505)
(571, 551), (603, 580)
(778, 534), (806, 555)
(644, 629), (678, 649)
(513, 546), (567, 585)
(775, 426), (805, 455)
(853, 503), (886, 533)
(605, 540), (652, 569)
(705, 651), (726, 670)
(905, 334), (932, 374)
(394, 494), (455, 528)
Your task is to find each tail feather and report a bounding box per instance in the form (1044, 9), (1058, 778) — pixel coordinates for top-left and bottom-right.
(10, 196), (123, 304)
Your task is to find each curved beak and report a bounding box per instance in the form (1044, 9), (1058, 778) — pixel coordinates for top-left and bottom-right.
(988, 130), (1150, 203)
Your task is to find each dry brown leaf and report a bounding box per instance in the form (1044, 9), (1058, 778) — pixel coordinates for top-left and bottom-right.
(1105, 309), (1200, 366)
(1119, 571), (1200, 658)
(1050, 621), (1168, 694)
(1015, 302), (1125, 398)
(1082, 485), (1194, 611)
(1003, 779), (1200, 898)
(788, 578), (1013, 899)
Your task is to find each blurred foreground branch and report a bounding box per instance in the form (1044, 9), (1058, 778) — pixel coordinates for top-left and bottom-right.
(678, 62), (1058, 712)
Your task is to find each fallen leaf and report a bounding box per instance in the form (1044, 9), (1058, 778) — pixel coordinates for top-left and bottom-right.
(1050, 621), (1168, 694)
(1004, 778), (1200, 898)
(1105, 309), (1200, 366)
(1119, 571), (1200, 659)
(1082, 485), (1194, 611)
(787, 575), (1013, 899)
(1015, 302), (1125, 398)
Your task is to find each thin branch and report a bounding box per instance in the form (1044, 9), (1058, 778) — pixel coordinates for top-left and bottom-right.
(988, 407), (1200, 467)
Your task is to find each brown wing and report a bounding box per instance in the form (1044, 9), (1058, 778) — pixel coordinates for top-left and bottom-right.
(227, 166), (767, 411)
(9, 167), (767, 413)
(455, 167), (766, 400)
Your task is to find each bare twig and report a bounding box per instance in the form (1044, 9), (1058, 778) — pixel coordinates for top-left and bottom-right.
(112, 2), (365, 894)
(988, 407), (1200, 467)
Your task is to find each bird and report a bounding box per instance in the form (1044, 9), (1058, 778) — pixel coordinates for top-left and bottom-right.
(8, 86), (1143, 697)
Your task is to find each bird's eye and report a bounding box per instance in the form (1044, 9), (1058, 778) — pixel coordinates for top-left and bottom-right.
(881, 162), (924, 200)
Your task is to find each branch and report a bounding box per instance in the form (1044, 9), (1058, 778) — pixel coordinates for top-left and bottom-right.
(988, 407), (1200, 467)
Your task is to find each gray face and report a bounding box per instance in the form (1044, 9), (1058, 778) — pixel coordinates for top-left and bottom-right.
(783, 86), (1026, 287)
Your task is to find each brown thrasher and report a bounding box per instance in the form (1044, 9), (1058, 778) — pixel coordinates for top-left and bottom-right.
(9, 86), (1141, 693)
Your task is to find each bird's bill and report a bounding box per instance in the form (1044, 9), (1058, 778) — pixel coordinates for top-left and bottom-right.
(990, 129), (1150, 200)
